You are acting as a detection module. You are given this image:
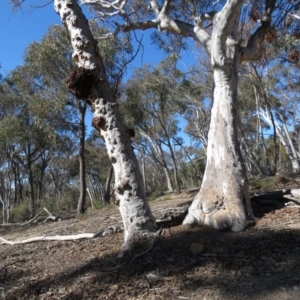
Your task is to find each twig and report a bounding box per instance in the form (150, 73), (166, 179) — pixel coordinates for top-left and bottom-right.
(130, 227), (163, 263)
(0, 259), (26, 272)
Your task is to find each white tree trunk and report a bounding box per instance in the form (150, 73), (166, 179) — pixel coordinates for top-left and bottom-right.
(184, 0), (253, 231)
(259, 108), (300, 172)
(163, 168), (174, 193)
(140, 130), (174, 192)
(54, 0), (156, 256)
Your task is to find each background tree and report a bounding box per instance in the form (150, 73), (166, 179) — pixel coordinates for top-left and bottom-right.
(123, 62), (184, 194)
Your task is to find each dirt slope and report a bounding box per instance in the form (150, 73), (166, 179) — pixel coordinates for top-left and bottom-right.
(1, 187), (300, 300)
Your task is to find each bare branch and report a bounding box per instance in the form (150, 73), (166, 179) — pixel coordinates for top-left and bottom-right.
(80, 0), (128, 18)
(0, 260), (26, 272)
(239, 0), (276, 62)
(160, 0), (171, 16)
(149, 0), (161, 16)
(0, 233), (103, 245)
(288, 12), (300, 20)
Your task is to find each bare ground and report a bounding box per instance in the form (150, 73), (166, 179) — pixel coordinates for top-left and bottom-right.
(1, 184), (300, 300)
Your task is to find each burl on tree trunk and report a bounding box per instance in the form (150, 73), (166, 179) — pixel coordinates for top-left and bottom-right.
(54, 0), (156, 256)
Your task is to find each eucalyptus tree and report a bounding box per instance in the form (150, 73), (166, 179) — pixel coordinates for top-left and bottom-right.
(0, 76), (56, 218)
(80, 0), (300, 231)
(9, 0), (298, 253)
(123, 64), (183, 194)
(85, 130), (113, 205)
(236, 33), (300, 175)
(19, 23), (134, 214)
(51, 0), (157, 256)
(20, 25), (89, 215)
(176, 65), (212, 151)
(262, 32), (300, 173)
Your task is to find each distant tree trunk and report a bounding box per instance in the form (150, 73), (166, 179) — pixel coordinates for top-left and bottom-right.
(163, 167), (174, 193)
(10, 157), (23, 204)
(55, 0), (156, 256)
(11, 161), (19, 204)
(169, 149), (180, 194)
(259, 108), (300, 173)
(37, 162), (47, 201)
(28, 158), (35, 218)
(104, 164), (113, 204)
(140, 131), (174, 192)
(77, 101), (87, 214)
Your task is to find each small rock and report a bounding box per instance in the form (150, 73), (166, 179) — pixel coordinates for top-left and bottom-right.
(138, 282), (150, 289)
(109, 284), (118, 291)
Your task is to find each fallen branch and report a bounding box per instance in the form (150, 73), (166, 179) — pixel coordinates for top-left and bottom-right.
(43, 207), (60, 222)
(146, 272), (174, 281)
(283, 195), (300, 204)
(0, 226), (123, 245)
(0, 232), (103, 245)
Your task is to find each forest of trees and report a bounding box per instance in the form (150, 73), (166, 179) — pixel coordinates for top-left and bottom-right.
(1, 0), (299, 254)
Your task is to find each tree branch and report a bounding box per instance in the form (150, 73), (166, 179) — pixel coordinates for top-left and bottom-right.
(239, 0), (276, 62)
(0, 233), (103, 245)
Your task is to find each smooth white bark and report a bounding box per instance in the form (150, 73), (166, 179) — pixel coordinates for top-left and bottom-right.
(184, 0), (253, 230)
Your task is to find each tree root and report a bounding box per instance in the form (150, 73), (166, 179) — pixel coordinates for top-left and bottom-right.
(129, 227), (164, 263)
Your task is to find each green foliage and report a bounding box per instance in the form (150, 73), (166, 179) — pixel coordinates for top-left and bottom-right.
(59, 188), (80, 211)
(92, 201), (115, 210)
(249, 177), (277, 190)
(37, 198), (57, 212)
(10, 202), (30, 223)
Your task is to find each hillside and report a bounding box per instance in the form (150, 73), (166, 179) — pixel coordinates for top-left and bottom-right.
(1, 182), (300, 300)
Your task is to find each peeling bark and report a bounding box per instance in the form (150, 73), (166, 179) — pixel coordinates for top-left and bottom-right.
(184, 0), (255, 230)
(76, 0), (276, 232)
(54, 0), (156, 255)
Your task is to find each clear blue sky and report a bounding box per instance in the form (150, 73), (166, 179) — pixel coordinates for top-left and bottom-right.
(0, 1), (195, 76)
(0, 2), (60, 75)
(0, 0), (194, 75)
(0, 1), (194, 142)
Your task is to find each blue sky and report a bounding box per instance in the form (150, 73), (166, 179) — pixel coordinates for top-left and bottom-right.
(0, 1), (195, 76)
(0, 1), (194, 142)
(0, 2), (60, 75)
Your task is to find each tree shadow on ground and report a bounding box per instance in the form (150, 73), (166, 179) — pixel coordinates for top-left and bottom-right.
(251, 190), (295, 219)
(2, 219), (300, 300)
